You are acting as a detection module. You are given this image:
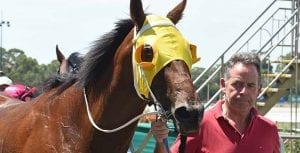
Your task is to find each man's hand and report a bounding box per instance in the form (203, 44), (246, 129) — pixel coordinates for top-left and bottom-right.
(151, 120), (170, 153)
(151, 120), (169, 142)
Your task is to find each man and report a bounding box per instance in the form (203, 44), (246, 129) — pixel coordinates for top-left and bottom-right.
(151, 52), (280, 153)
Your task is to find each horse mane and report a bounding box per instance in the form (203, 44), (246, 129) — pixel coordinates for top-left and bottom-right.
(43, 74), (64, 91)
(54, 18), (134, 94)
(42, 73), (75, 92)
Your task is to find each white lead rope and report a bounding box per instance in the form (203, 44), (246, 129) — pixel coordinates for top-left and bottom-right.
(83, 88), (159, 133)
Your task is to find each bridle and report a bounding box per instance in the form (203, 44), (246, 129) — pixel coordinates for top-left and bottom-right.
(82, 15), (194, 152)
(68, 61), (79, 74)
(82, 16), (181, 134)
(57, 57), (80, 74)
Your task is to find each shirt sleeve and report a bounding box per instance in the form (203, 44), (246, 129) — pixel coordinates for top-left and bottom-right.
(273, 127), (280, 153)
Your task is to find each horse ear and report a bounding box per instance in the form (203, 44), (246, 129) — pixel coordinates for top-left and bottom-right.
(166, 0), (186, 24)
(130, 0), (146, 30)
(56, 45), (65, 63)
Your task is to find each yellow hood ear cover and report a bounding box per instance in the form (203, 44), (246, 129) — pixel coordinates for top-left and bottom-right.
(132, 15), (200, 100)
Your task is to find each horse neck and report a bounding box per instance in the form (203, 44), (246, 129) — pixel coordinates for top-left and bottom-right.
(87, 33), (148, 152)
(56, 70), (145, 152)
(93, 44), (147, 127)
(89, 87), (147, 152)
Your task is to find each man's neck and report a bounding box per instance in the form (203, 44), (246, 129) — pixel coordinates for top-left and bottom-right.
(222, 103), (252, 134)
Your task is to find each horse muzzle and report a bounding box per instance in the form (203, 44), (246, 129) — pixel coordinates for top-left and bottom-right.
(173, 102), (204, 136)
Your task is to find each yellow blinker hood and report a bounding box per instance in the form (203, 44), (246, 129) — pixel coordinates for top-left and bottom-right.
(132, 15), (200, 100)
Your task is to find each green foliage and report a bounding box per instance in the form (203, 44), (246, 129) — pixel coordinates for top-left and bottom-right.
(0, 48), (59, 94)
(284, 139), (300, 153)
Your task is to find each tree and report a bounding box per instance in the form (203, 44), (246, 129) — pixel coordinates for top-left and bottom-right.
(1, 48), (59, 94)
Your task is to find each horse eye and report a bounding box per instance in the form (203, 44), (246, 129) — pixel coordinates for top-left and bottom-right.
(141, 44), (153, 62)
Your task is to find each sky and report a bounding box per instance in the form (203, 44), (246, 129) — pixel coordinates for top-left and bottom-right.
(0, 0), (275, 68)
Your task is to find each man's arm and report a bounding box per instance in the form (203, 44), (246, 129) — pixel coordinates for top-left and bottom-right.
(151, 121), (169, 153)
(154, 141), (168, 153)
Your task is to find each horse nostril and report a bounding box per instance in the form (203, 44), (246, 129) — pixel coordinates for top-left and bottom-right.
(174, 104), (204, 122)
(173, 104), (204, 135)
(174, 106), (190, 120)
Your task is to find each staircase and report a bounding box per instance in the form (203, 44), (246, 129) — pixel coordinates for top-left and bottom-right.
(193, 0), (300, 116)
(257, 58), (300, 115)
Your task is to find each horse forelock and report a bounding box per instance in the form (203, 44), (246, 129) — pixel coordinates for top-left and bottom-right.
(43, 74), (73, 92)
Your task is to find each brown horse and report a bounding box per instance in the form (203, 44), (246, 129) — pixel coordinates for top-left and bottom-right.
(0, 0), (203, 152)
(56, 45), (83, 75)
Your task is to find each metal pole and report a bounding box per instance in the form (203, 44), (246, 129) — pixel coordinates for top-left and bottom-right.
(0, 14), (3, 70)
(0, 10), (10, 71)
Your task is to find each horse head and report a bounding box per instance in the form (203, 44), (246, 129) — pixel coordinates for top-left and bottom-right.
(56, 45), (83, 75)
(130, 0), (204, 135)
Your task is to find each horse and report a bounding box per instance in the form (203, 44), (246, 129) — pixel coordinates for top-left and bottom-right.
(0, 0), (204, 152)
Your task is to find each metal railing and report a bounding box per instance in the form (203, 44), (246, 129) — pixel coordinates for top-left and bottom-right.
(194, 0), (299, 109)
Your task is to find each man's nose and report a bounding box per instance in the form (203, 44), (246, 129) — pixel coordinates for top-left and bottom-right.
(239, 85), (249, 94)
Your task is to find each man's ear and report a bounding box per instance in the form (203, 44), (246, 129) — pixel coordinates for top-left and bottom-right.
(257, 84), (262, 95)
(220, 78), (226, 93)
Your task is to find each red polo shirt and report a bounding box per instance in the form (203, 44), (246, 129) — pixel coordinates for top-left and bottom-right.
(171, 100), (280, 153)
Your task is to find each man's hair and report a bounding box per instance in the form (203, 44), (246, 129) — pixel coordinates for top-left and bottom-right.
(224, 52), (261, 83)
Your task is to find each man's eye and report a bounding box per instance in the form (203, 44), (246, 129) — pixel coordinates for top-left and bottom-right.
(232, 82), (243, 88)
(247, 83), (257, 88)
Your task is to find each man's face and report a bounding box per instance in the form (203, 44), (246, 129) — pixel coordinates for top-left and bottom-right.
(221, 63), (261, 112)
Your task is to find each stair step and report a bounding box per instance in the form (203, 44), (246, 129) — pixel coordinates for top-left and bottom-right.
(262, 73), (292, 78)
(271, 59), (300, 64)
(256, 102), (265, 107)
(262, 87), (279, 93)
(277, 44), (293, 47)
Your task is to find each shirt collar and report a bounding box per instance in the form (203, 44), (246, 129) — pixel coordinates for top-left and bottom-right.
(213, 100), (258, 119)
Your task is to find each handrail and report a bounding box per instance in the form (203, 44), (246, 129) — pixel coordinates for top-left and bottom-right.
(194, 0), (299, 111)
(204, 89), (222, 109)
(195, 1), (298, 96)
(202, 22), (298, 102)
(193, 55), (223, 85)
(281, 134), (300, 139)
(258, 9), (299, 56)
(235, 8), (283, 54)
(193, 0), (277, 86)
(260, 22), (298, 60)
(195, 66), (221, 93)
